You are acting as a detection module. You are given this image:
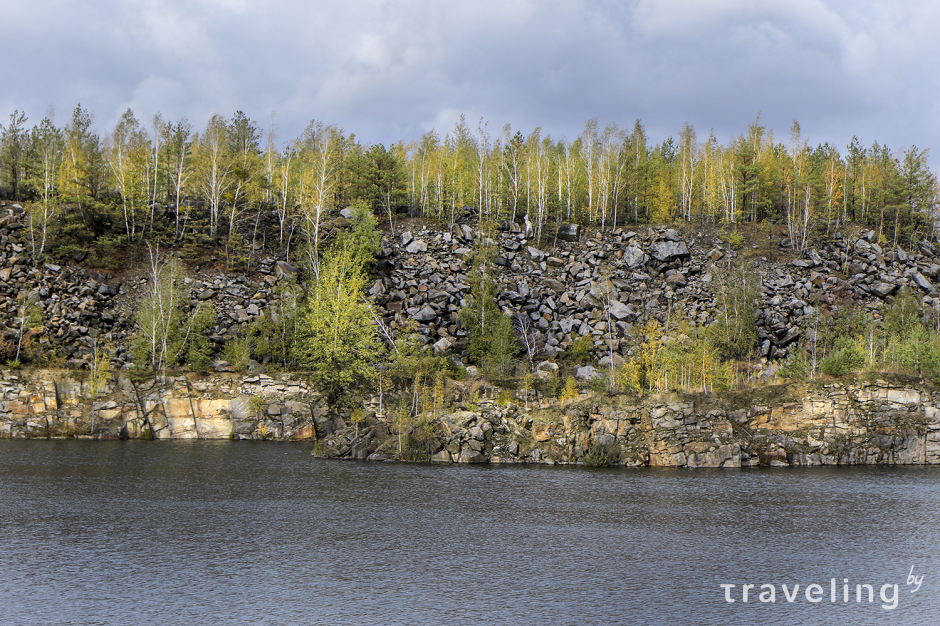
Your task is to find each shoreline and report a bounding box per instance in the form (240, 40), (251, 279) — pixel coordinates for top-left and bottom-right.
(2, 368), (939, 467)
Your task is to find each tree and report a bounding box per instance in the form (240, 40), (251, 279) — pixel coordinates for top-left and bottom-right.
(294, 244), (379, 405)
(513, 313), (544, 372)
(459, 231), (517, 375)
(501, 126), (524, 222)
(61, 104), (105, 205)
(898, 146), (936, 245)
(678, 122), (697, 221)
(333, 200), (381, 271)
(25, 116), (63, 257)
(0, 110), (28, 196)
(193, 114), (233, 238)
(88, 337), (112, 435)
(225, 111), (262, 239)
(272, 141), (297, 247)
(133, 249), (185, 373)
(345, 142), (408, 232)
(297, 120), (343, 274)
(106, 108), (150, 238)
(371, 143), (408, 233)
(165, 118), (192, 236)
(708, 261), (759, 359)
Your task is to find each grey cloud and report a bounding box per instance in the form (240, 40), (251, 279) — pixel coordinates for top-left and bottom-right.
(1, 0), (938, 163)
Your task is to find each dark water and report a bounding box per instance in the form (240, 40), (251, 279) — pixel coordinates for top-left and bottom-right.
(0, 441), (937, 625)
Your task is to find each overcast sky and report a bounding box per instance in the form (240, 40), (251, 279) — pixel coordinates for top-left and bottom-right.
(2, 0), (938, 162)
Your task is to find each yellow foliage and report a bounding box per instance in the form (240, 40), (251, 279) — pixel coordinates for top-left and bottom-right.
(560, 376), (579, 401)
(617, 316), (723, 394)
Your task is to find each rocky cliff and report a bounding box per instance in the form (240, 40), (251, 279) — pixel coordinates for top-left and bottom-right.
(372, 220), (940, 367)
(3, 199), (940, 371)
(2, 369), (938, 467)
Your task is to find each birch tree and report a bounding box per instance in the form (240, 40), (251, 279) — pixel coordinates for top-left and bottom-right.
(193, 114), (232, 238)
(297, 120), (343, 275)
(294, 244), (379, 406)
(678, 122), (697, 221)
(165, 118), (192, 235)
(134, 249), (186, 374)
(106, 108), (149, 238)
(25, 117), (62, 257)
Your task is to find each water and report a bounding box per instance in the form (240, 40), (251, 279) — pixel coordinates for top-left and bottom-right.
(0, 440), (937, 625)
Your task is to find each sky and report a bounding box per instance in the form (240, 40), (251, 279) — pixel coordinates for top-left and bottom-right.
(2, 0), (939, 161)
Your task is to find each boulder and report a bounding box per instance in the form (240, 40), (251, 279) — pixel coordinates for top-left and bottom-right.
(405, 239), (428, 254)
(576, 365), (601, 380)
(911, 271), (933, 293)
(432, 337), (452, 355)
(666, 273), (687, 286)
(411, 305), (437, 323)
(623, 246), (648, 268)
(870, 282), (898, 298)
(650, 240), (689, 262)
(607, 300), (635, 321)
(557, 224), (581, 242)
(275, 261), (296, 278)
(458, 447), (487, 463)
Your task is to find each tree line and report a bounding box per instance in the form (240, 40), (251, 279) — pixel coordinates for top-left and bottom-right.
(5, 105), (940, 406)
(1, 106), (937, 260)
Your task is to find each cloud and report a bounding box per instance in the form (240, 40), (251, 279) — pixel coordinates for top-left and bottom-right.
(1, 0), (939, 163)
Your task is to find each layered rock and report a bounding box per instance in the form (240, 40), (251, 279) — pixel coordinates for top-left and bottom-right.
(2, 369), (938, 468)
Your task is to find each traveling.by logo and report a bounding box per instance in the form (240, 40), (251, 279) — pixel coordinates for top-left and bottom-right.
(720, 566), (925, 610)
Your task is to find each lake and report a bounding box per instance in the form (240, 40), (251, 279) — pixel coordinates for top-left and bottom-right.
(0, 440), (936, 625)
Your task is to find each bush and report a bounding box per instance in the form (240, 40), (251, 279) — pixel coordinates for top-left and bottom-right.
(294, 245), (380, 406)
(582, 442), (621, 467)
(708, 262), (759, 359)
(183, 305), (216, 372)
(566, 335), (593, 364)
(223, 336), (254, 372)
(778, 351), (808, 380)
(725, 231), (745, 250)
(460, 251), (518, 376)
(820, 338), (865, 376)
(560, 376), (579, 401)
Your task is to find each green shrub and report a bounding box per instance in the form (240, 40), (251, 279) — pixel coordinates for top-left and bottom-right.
(560, 376), (579, 401)
(566, 335), (593, 364)
(779, 351), (808, 380)
(223, 336), (254, 372)
(820, 337), (865, 376)
(582, 442), (621, 467)
(183, 305), (216, 372)
(725, 231), (745, 250)
(708, 262), (759, 359)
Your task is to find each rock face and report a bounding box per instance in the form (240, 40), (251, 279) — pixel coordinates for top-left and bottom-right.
(2, 370), (939, 468)
(381, 374), (940, 467)
(0, 369), (331, 441)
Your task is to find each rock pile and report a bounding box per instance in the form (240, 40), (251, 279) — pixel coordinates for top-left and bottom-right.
(4, 196), (940, 370)
(372, 221), (940, 365)
(0, 206), (132, 367)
